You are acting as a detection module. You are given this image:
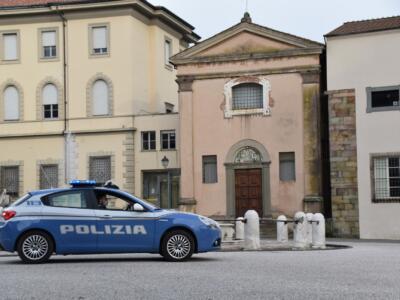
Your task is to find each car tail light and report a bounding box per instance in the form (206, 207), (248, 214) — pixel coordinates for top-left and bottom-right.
(2, 210), (16, 221)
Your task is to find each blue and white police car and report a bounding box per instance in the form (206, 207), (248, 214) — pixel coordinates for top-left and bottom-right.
(0, 180), (221, 263)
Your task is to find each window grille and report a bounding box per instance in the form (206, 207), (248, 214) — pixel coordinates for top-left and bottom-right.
(203, 155), (217, 183)
(142, 131), (156, 150)
(161, 130), (176, 150)
(279, 152), (296, 181)
(232, 83), (263, 110)
(89, 156), (111, 185)
(40, 165), (58, 189)
(373, 156), (400, 202)
(0, 166), (19, 196)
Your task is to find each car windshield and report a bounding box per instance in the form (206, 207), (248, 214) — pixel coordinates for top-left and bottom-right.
(103, 189), (161, 210)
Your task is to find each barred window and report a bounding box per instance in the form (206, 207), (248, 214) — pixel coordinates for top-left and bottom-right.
(203, 155), (217, 184)
(0, 166), (19, 197)
(373, 156), (400, 202)
(232, 83), (263, 110)
(142, 131), (156, 150)
(280, 152), (296, 181)
(161, 130), (176, 150)
(89, 156), (111, 185)
(40, 164), (58, 189)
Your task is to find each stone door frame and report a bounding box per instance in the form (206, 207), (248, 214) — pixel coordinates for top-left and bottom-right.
(225, 139), (272, 218)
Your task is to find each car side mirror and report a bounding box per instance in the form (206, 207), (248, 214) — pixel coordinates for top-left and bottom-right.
(133, 203), (145, 212)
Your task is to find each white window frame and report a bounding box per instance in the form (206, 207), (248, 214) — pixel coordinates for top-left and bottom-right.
(42, 83), (59, 119)
(164, 37), (173, 69)
(39, 28), (59, 61)
(1, 30), (20, 63)
(371, 154), (400, 203)
(89, 23), (110, 57)
(224, 77), (271, 118)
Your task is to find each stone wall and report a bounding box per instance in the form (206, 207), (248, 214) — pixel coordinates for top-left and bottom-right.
(327, 89), (359, 237)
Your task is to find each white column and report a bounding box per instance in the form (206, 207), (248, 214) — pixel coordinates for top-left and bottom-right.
(235, 217), (245, 240)
(312, 213), (326, 249)
(244, 210), (260, 250)
(293, 211), (307, 249)
(306, 213), (314, 246)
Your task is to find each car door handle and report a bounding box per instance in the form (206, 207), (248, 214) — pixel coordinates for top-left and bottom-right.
(100, 215), (112, 219)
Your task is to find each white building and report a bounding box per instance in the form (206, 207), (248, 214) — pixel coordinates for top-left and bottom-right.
(326, 16), (400, 239)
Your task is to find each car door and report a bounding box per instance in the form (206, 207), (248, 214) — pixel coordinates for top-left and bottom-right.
(92, 190), (156, 253)
(41, 189), (97, 254)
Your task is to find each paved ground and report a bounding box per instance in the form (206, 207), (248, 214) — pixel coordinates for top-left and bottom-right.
(0, 240), (400, 300)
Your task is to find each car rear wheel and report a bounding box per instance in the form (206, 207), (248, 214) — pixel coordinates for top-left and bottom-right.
(161, 230), (194, 262)
(17, 231), (54, 264)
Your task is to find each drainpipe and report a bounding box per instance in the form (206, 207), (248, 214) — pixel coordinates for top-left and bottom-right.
(54, 6), (69, 184)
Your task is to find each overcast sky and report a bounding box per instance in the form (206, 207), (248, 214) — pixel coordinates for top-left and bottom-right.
(149, 0), (400, 42)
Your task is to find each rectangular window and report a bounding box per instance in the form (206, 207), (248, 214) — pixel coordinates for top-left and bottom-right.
(142, 131), (156, 151)
(203, 155), (217, 184)
(44, 191), (88, 209)
(164, 39), (172, 66)
(367, 86), (400, 113)
(89, 156), (111, 185)
(41, 30), (57, 58)
(279, 152), (295, 181)
(161, 130), (176, 150)
(2, 32), (18, 61)
(0, 166), (19, 197)
(43, 104), (58, 119)
(90, 25), (108, 55)
(373, 156), (400, 202)
(232, 83), (263, 110)
(40, 164), (58, 189)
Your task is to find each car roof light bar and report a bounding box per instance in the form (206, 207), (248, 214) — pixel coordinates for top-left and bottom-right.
(70, 180), (97, 187)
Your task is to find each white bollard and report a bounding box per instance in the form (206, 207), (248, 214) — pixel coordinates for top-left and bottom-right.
(305, 213), (314, 247)
(235, 217), (245, 240)
(312, 213), (326, 249)
(244, 210), (260, 250)
(293, 211), (307, 249)
(277, 215), (288, 243)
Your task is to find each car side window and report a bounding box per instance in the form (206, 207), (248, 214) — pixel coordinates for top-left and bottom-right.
(95, 191), (135, 211)
(43, 191), (88, 209)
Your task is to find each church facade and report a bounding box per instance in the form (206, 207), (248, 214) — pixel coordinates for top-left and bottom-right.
(171, 14), (328, 218)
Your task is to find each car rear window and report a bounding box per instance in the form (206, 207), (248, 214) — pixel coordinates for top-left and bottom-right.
(7, 194), (31, 207)
(43, 191), (89, 209)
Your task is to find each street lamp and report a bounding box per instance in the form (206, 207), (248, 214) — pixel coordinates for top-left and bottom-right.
(161, 156), (169, 168)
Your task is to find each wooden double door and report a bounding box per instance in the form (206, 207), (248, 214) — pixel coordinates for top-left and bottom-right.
(235, 168), (263, 217)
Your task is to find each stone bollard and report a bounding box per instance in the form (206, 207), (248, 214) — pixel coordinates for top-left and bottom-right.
(235, 217), (245, 240)
(277, 215), (288, 243)
(312, 213), (326, 249)
(244, 210), (260, 250)
(305, 213), (314, 247)
(293, 211), (307, 249)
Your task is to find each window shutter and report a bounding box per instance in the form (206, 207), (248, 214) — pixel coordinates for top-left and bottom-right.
(92, 80), (109, 115)
(4, 86), (19, 120)
(42, 31), (56, 47)
(42, 84), (58, 105)
(92, 27), (107, 49)
(3, 33), (17, 60)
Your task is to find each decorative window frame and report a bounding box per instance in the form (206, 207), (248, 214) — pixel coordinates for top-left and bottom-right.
(224, 76), (271, 118)
(88, 23), (110, 58)
(86, 73), (114, 117)
(0, 160), (24, 197)
(36, 159), (64, 190)
(37, 27), (60, 62)
(370, 152), (400, 203)
(36, 77), (64, 121)
(366, 85), (400, 113)
(0, 30), (21, 64)
(0, 79), (24, 122)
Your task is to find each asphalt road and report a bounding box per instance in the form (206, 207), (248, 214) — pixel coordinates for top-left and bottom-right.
(0, 240), (399, 300)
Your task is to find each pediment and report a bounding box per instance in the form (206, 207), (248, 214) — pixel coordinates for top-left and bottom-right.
(171, 20), (323, 64)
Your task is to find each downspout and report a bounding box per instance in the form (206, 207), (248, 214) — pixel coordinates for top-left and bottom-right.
(54, 6), (69, 184)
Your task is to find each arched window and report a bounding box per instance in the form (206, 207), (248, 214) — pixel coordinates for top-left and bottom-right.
(92, 80), (109, 116)
(42, 83), (58, 119)
(232, 83), (263, 110)
(4, 86), (19, 120)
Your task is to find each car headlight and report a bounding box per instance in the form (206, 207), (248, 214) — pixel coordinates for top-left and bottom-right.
(199, 216), (220, 229)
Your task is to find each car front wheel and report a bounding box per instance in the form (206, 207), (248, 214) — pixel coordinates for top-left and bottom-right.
(17, 231), (54, 264)
(161, 230), (194, 262)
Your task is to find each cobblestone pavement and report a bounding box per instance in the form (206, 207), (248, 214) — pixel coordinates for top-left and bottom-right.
(0, 240), (399, 300)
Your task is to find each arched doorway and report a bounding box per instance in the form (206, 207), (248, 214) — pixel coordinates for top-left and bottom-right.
(225, 140), (271, 218)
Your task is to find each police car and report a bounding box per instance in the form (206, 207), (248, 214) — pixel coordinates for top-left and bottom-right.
(0, 180), (221, 263)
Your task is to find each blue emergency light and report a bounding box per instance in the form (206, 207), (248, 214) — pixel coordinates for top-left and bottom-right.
(70, 180), (97, 187)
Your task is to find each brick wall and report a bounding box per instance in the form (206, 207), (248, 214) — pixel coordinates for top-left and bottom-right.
(327, 89), (359, 237)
